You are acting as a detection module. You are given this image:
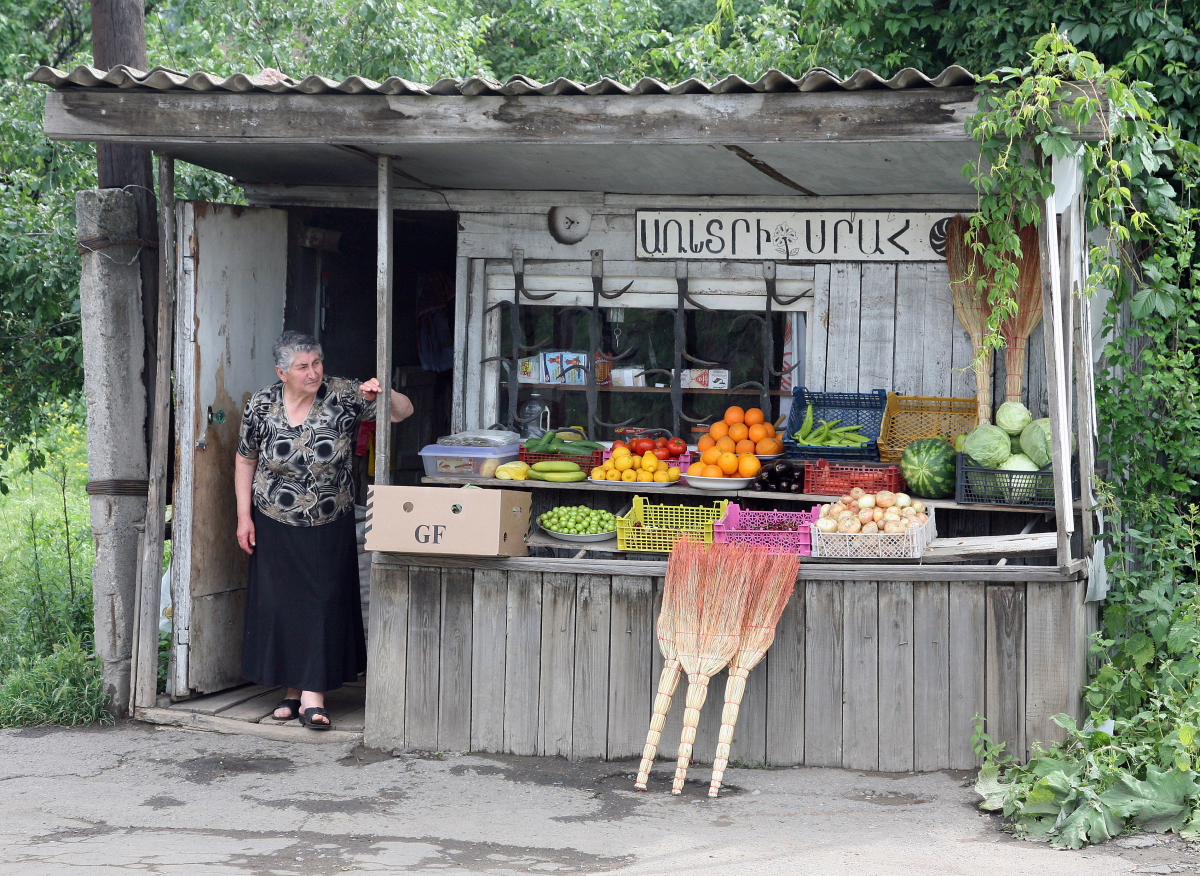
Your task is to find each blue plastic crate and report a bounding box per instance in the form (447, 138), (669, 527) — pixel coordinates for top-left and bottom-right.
(783, 388), (887, 462)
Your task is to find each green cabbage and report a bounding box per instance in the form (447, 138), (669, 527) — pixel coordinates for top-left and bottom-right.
(1020, 418), (1053, 469)
(1010, 434), (1024, 455)
(999, 453), (1041, 503)
(996, 401), (1033, 436)
(962, 424), (1012, 469)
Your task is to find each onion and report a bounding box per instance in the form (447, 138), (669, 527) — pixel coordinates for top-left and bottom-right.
(837, 517), (862, 533)
(862, 521), (879, 534)
(872, 507), (885, 523)
(858, 507), (875, 524)
(820, 504), (832, 518)
(817, 517), (839, 533)
(875, 490), (896, 508)
(883, 509), (901, 521)
(840, 495), (854, 506)
(857, 494), (876, 509)
(830, 502), (847, 517)
(883, 520), (904, 534)
(894, 492), (912, 508)
(911, 500), (926, 513)
(901, 506), (917, 518)
(916, 512), (929, 524)
(849, 487), (866, 500)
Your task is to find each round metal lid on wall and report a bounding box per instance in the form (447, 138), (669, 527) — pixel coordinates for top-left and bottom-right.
(547, 206), (591, 244)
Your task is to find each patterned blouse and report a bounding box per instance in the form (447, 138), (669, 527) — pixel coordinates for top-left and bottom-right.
(237, 376), (376, 527)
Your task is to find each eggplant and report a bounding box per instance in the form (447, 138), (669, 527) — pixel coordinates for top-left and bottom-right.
(776, 477), (793, 491)
(750, 481), (765, 492)
(756, 470), (772, 484)
(789, 481), (805, 493)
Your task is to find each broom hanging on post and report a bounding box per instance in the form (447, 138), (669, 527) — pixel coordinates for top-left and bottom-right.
(947, 214), (996, 425)
(708, 550), (799, 798)
(1001, 224), (1043, 404)
(633, 536), (697, 790)
(672, 541), (761, 795)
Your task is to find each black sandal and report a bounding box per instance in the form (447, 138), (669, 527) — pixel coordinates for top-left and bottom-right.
(299, 706), (332, 731)
(271, 698), (301, 721)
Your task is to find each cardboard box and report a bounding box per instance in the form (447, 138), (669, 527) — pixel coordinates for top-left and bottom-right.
(560, 351), (588, 385)
(611, 366), (646, 387)
(517, 356), (544, 384)
(686, 368), (730, 389)
(365, 485), (531, 557)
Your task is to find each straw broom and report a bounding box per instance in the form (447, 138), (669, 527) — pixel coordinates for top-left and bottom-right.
(1001, 224), (1043, 404)
(708, 550), (800, 797)
(633, 536), (700, 790)
(947, 214), (995, 425)
(671, 541), (761, 795)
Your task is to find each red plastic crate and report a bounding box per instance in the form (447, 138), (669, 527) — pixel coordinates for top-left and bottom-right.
(519, 446), (605, 470)
(803, 459), (906, 496)
(602, 448), (694, 469)
(713, 503), (819, 555)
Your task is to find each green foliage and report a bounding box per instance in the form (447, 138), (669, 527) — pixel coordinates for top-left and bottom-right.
(963, 31), (1200, 848)
(0, 635), (111, 728)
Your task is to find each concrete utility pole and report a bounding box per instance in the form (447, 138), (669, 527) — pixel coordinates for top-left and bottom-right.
(84, 0), (159, 716)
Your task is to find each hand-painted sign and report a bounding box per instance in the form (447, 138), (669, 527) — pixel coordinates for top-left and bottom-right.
(635, 210), (958, 262)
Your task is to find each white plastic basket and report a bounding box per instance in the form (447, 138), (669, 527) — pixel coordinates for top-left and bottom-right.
(811, 506), (937, 559)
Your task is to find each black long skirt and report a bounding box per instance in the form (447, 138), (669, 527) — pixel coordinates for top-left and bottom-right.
(242, 508), (366, 692)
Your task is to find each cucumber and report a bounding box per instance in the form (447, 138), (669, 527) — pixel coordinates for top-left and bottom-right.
(531, 460), (583, 473)
(546, 442), (591, 455)
(527, 469), (586, 482)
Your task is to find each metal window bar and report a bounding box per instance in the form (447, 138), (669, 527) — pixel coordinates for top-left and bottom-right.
(485, 252), (799, 437)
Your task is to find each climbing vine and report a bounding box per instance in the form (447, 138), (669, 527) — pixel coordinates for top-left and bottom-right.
(965, 30), (1200, 847)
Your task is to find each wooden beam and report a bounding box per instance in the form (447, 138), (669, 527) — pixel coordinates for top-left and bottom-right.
(1039, 191), (1075, 568)
(46, 88), (989, 147)
(130, 153), (175, 713)
(375, 155), (394, 484)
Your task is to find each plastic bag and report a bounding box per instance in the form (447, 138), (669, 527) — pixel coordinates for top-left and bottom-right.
(435, 429), (522, 447)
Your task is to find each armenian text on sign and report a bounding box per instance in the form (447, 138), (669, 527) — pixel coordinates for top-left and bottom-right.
(634, 210), (958, 262)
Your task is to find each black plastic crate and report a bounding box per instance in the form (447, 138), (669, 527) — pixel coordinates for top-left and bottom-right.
(783, 388), (886, 462)
(956, 453), (1080, 509)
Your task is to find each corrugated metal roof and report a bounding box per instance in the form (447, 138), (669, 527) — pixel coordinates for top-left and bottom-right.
(29, 63), (976, 96)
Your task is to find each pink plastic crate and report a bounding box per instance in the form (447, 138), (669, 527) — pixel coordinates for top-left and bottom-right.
(713, 503), (820, 555)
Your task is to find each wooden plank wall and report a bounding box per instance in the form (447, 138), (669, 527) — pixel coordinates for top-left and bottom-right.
(365, 565), (1085, 767)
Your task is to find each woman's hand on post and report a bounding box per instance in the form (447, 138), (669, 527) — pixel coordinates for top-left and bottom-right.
(237, 516), (256, 555)
(360, 378), (384, 400)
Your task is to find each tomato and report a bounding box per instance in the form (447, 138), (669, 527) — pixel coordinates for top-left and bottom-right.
(611, 440), (628, 450)
(666, 438), (688, 457)
(633, 437), (656, 455)
(654, 437), (669, 449)
(652, 447), (671, 460)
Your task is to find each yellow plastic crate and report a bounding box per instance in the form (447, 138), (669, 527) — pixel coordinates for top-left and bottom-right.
(878, 393), (978, 463)
(616, 495), (730, 553)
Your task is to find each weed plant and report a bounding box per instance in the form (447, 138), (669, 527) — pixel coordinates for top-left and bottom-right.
(0, 398), (109, 727)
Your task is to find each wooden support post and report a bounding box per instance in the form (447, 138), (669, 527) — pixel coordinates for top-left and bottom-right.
(130, 155), (176, 713)
(375, 155), (394, 484)
(1072, 198), (1097, 556)
(1039, 193), (1074, 568)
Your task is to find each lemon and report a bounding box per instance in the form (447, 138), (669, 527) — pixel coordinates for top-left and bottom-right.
(590, 466), (606, 480)
(656, 459), (668, 472)
(606, 469), (622, 481)
(621, 469), (637, 482)
(667, 466), (681, 482)
(614, 455), (634, 472)
(653, 470), (669, 482)
(636, 469), (653, 482)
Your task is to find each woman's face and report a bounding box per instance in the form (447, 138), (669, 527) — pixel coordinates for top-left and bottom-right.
(278, 349), (324, 396)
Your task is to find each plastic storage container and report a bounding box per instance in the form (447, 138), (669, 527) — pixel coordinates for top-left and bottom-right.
(713, 503), (819, 555)
(811, 506), (937, 559)
(877, 393), (977, 463)
(783, 388), (887, 462)
(616, 496), (730, 553)
(956, 453), (1080, 509)
(419, 443), (521, 478)
(803, 459), (906, 496)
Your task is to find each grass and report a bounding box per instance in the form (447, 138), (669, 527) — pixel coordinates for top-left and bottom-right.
(0, 398), (110, 727)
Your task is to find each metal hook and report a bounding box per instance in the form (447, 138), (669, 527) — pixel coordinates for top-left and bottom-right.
(514, 248), (553, 301)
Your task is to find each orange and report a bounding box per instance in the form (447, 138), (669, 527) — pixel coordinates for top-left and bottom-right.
(709, 421), (729, 440)
(701, 447), (723, 466)
(716, 436), (737, 453)
(688, 461), (707, 476)
(701, 464), (724, 478)
(763, 422), (776, 437)
(738, 454), (763, 478)
(717, 451), (740, 475)
(735, 439), (756, 455)
(728, 422), (749, 442)
(747, 423), (767, 444)
(745, 408), (765, 426)
(697, 434), (716, 452)
(724, 406), (746, 425)
(756, 437), (779, 455)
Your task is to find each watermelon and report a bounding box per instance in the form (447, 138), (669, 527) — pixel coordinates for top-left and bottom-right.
(900, 438), (957, 498)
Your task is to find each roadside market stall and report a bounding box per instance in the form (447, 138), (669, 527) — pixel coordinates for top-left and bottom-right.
(38, 61), (1104, 767)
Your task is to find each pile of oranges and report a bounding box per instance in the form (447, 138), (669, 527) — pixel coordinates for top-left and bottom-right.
(686, 406), (781, 480)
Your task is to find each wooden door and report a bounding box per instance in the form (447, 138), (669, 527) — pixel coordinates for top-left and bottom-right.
(171, 203), (287, 695)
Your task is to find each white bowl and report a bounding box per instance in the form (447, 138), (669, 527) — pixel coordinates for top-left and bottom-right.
(682, 474), (755, 490)
(537, 522), (618, 543)
(756, 453), (784, 461)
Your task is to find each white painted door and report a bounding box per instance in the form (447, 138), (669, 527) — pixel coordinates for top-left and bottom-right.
(172, 202), (287, 696)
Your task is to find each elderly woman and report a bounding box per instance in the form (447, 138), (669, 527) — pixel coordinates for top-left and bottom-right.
(235, 330), (413, 729)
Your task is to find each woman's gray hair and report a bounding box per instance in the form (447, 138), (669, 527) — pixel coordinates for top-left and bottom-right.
(273, 330), (323, 372)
